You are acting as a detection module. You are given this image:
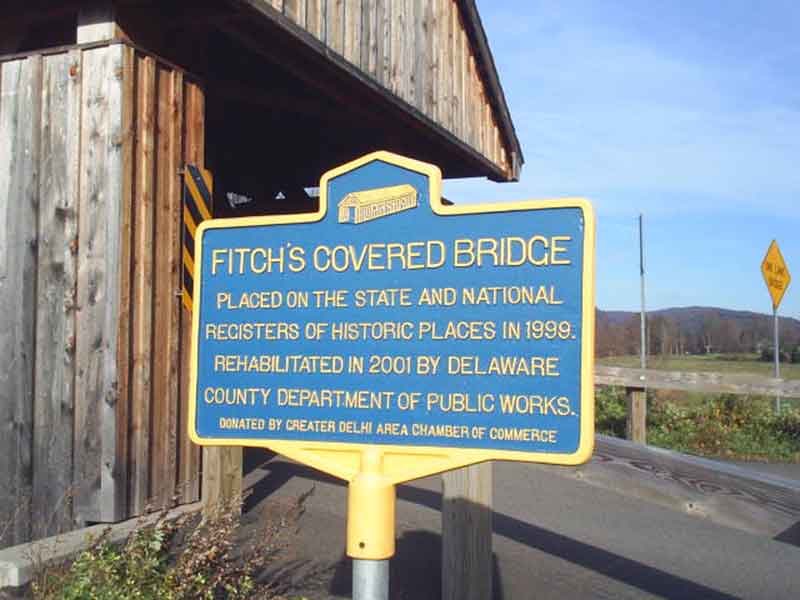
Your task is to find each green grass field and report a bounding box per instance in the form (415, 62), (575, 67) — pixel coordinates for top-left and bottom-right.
(598, 353), (800, 380)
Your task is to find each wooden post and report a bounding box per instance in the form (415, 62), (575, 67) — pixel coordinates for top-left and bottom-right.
(202, 447), (243, 519)
(626, 387), (647, 444)
(77, 1), (126, 44)
(442, 463), (492, 600)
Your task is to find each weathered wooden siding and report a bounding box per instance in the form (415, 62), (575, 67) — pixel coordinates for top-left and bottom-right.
(73, 43), (127, 525)
(117, 45), (205, 516)
(0, 42), (205, 548)
(0, 55), (40, 548)
(262, 0), (510, 177)
(33, 49), (81, 539)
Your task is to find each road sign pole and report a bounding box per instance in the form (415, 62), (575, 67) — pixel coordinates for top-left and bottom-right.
(353, 559), (389, 600)
(760, 239), (790, 414)
(774, 307), (780, 413)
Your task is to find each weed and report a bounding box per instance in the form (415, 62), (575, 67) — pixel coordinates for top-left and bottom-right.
(594, 387), (627, 438)
(598, 387), (800, 461)
(29, 490), (311, 600)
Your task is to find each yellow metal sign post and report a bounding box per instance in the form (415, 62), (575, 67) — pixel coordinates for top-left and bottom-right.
(761, 240), (791, 412)
(188, 152), (595, 598)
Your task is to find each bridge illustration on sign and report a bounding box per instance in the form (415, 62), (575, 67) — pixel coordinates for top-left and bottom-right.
(337, 183), (418, 224)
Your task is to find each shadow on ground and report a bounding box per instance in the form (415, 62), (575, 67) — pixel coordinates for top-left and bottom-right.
(244, 451), (748, 600)
(325, 530), (504, 600)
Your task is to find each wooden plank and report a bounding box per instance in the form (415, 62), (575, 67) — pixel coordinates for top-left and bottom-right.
(479, 87), (488, 159)
(378, 0), (391, 86)
(149, 63), (169, 508)
(167, 69), (185, 506)
(491, 122), (498, 166)
(326, 0), (345, 55)
(454, 9), (465, 141)
(467, 54), (476, 148)
(282, 0), (300, 25)
(441, 0), (454, 131)
(484, 107), (493, 163)
(494, 116), (501, 167)
(149, 64), (182, 509)
(414, 0), (428, 113)
(178, 81), (204, 504)
(0, 56), (41, 547)
(129, 53), (156, 515)
(389, 0), (405, 97)
(74, 44), (126, 523)
(538, 434), (800, 542)
(626, 387), (647, 444)
(362, 0), (375, 76)
(32, 51), (80, 540)
(306, 0), (324, 42)
(103, 43), (127, 522)
(595, 365), (800, 397)
(430, 0), (441, 121)
(442, 463), (493, 600)
(404, 0), (416, 106)
(343, 0), (361, 65)
(481, 83), (489, 161)
(358, 0), (370, 73)
(474, 64), (483, 152)
(116, 45), (135, 520)
(183, 83), (205, 170)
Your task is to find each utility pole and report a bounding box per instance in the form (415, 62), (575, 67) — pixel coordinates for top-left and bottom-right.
(639, 214), (647, 370)
(627, 213), (649, 445)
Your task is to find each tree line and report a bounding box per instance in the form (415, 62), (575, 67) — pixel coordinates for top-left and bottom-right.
(596, 308), (800, 359)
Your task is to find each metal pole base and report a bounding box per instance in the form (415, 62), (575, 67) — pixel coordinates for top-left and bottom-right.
(353, 558), (389, 600)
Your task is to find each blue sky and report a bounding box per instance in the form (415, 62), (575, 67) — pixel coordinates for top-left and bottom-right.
(443, 0), (800, 317)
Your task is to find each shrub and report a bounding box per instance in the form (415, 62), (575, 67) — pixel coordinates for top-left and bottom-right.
(31, 492), (308, 600)
(760, 347), (792, 363)
(773, 409), (800, 442)
(648, 399), (697, 454)
(595, 387), (627, 438)
(600, 390), (800, 462)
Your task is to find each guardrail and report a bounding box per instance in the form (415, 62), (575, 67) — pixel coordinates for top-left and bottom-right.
(596, 365), (800, 397)
(595, 365), (800, 444)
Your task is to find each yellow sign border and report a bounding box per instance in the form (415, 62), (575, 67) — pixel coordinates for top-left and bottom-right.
(188, 151), (596, 484)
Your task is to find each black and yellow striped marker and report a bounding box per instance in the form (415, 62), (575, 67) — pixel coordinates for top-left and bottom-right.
(182, 165), (213, 312)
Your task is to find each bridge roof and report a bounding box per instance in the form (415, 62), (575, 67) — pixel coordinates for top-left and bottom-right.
(2, 0), (524, 182)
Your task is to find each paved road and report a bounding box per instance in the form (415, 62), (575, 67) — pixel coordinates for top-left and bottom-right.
(243, 450), (800, 599)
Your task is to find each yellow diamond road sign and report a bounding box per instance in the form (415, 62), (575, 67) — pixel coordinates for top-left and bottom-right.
(761, 240), (791, 309)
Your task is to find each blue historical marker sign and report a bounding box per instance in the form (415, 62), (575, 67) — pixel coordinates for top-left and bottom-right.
(189, 152), (595, 475)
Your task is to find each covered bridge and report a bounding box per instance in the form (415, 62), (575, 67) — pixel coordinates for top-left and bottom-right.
(0, 0), (523, 547)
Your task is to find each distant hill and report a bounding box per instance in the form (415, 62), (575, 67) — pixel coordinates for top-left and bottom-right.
(596, 306), (800, 357)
